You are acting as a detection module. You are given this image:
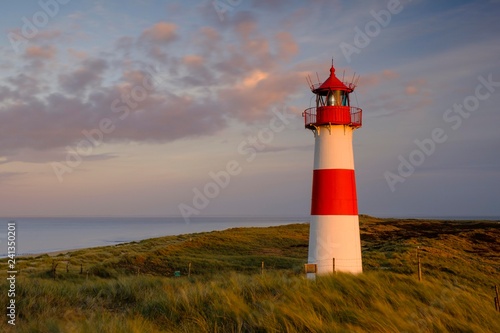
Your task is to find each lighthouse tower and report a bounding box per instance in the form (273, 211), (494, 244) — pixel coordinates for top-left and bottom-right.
(303, 63), (363, 275)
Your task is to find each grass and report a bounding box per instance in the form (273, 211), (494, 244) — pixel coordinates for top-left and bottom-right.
(0, 216), (499, 332)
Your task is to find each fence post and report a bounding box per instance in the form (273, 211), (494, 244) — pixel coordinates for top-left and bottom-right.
(188, 262), (192, 277)
(418, 257), (422, 281)
(52, 261), (58, 280)
(495, 285), (499, 312)
(261, 261), (264, 275)
(417, 247), (422, 282)
(333, 258), (336, 274)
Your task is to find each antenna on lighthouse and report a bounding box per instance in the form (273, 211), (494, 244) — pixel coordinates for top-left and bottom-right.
(306, 75), (315, 90)
(354, 74), (360, 87)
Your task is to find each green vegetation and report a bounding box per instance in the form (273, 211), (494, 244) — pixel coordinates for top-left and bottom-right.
(1, 216), (499, 332)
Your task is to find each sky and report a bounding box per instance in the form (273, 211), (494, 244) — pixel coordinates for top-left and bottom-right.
(0, 0), (499, 218)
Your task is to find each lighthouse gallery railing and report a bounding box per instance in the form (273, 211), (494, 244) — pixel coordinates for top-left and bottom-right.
(303, 106), (362, 129)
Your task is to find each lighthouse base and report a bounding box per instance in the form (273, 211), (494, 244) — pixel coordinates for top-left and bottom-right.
(308, 215), (362, 275)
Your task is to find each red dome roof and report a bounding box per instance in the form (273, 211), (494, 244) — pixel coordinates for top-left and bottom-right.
(312, 65), (352, 94)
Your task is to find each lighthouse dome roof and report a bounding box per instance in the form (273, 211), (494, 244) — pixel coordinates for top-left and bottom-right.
(312, 65), (352, 94)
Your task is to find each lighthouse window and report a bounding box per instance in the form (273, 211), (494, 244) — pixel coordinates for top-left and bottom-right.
(326, 90), (343, 106)
(327, 92), (334, 106)
(317, 94), (327, 107)
(342, 93), (348, 106)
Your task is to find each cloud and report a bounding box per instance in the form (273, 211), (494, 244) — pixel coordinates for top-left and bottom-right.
(58, 58), (108, 94)
(182, 55), (204, 66)
(193, 27), (221, 57)
(237, 69), (269, 89)
(23, 45), (57, 60)
(358, 69), (399, 88)
(275, 31), (299, 59)
(140, 22), (178, 43)
(404, 79), (427, 96)
(20, 44), (58, 71)
(67, 48), (88, 60)
(0, 13), (307, 163)
(136, 22), (179, 62)
(0, 72), (227, 160)
(7, 73), (43, 96)
(216, 70), (305, 121)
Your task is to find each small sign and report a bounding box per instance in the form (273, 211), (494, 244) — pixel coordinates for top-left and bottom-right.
(174, 271), (181, 277)
(304, 264), (317, 274)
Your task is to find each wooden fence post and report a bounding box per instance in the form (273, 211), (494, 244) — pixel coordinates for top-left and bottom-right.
(417, 247), (422, 282)
(418, 257), (422, 282)
(188, 262), (192, 277)
(52, 261), (58, 280)
(495, 285), (499, 312)
(261, 261), (264, 275)
(333, 258), (336, 274)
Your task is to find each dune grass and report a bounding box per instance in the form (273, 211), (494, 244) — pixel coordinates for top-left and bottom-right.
(0, 216), (498, 332)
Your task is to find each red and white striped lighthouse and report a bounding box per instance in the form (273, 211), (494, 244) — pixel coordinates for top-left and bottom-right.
(303, 63), (363, 275)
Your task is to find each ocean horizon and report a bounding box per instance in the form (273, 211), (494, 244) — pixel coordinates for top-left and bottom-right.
(1, 215), (498, 257)
(0, 216), (309, 257)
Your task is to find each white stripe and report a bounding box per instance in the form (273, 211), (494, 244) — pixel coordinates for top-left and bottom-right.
(308, 215), (362, 274)
(313, 125), (355, 170)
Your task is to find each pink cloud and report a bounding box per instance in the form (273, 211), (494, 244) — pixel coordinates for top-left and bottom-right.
(276, 31), (299, 59)
(182, 55), (204, 66)
(358, 69), (400, 88)
(67, 48), (88, 60)
(136, 22), (179, 62)
(0, 15), (306, 163)
(404, 78), (427, 96)
(140, 22), (177, 43)
(200, 26), (219, 41)
(135, 22), (178, 63)
(235, 15), (258, 41)
(24, 45), (57, 60)
(217, 70), (305, 121)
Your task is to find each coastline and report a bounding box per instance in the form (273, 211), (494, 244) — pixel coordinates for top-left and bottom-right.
(0, 216), (308, 258)
(4, 216), (498, 259)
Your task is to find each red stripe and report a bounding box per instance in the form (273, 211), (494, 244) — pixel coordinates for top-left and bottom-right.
(311, 169), (358, 215)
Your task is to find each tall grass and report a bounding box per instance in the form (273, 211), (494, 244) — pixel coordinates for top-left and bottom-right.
(0, 217), (498, 332)
(1, 271), (499, 332)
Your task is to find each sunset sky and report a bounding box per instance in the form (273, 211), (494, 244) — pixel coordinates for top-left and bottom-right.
(1, 0), (499, 218)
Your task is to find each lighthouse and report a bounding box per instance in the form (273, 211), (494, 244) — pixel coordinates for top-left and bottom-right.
(303, 63), (363, 275)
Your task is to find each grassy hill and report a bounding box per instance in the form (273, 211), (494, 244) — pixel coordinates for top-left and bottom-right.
(1, 216), (499, 332)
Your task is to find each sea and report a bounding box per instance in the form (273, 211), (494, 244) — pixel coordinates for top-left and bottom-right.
(0, 216), (309, 257)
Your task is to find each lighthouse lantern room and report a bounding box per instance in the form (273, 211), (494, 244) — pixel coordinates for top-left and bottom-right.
(303, 63), (363, 276)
